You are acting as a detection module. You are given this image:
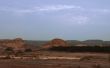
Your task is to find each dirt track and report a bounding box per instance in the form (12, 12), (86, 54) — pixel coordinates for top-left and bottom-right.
(0, 59), (110, 68)
(0, 52), (110, 68)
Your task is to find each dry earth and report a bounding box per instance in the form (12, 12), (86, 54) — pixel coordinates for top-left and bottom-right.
(0, 52), (110, 68)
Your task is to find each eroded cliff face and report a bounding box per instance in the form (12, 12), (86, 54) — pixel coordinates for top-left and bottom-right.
(0, 38), (25, 50)
(42, 38), (68, 49)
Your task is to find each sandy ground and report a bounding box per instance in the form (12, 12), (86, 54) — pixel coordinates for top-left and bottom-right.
(0, 52), (110, 68)
(0, 59), (110, 68)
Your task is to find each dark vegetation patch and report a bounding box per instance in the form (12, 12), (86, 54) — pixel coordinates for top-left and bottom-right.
(48, 46), (110, 53)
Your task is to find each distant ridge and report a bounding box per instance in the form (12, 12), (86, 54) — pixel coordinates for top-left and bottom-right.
(0, 38), (25, 50)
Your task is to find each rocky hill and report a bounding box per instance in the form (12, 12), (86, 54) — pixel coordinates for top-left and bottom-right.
(42, 38), (68, 49)
(0, 38), (25, 50)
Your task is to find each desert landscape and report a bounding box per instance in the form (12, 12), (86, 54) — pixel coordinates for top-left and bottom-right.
(0, 38), (110, 68)
(0, 0), (110, 68)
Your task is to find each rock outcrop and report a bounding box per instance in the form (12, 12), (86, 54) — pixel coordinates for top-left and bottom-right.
(42, 38), (68, 49)
(0, 38), (25, 50)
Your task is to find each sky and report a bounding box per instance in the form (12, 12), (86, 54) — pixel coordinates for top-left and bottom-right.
(0, 0), (110, 41)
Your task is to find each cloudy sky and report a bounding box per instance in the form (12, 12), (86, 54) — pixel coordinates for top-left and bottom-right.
(0, 0), (110, 40)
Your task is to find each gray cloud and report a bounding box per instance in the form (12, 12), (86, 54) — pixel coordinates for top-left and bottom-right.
(0, 5), (110, 24)
(0, 5), (110, 15)
(0, 5), (81, 14)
